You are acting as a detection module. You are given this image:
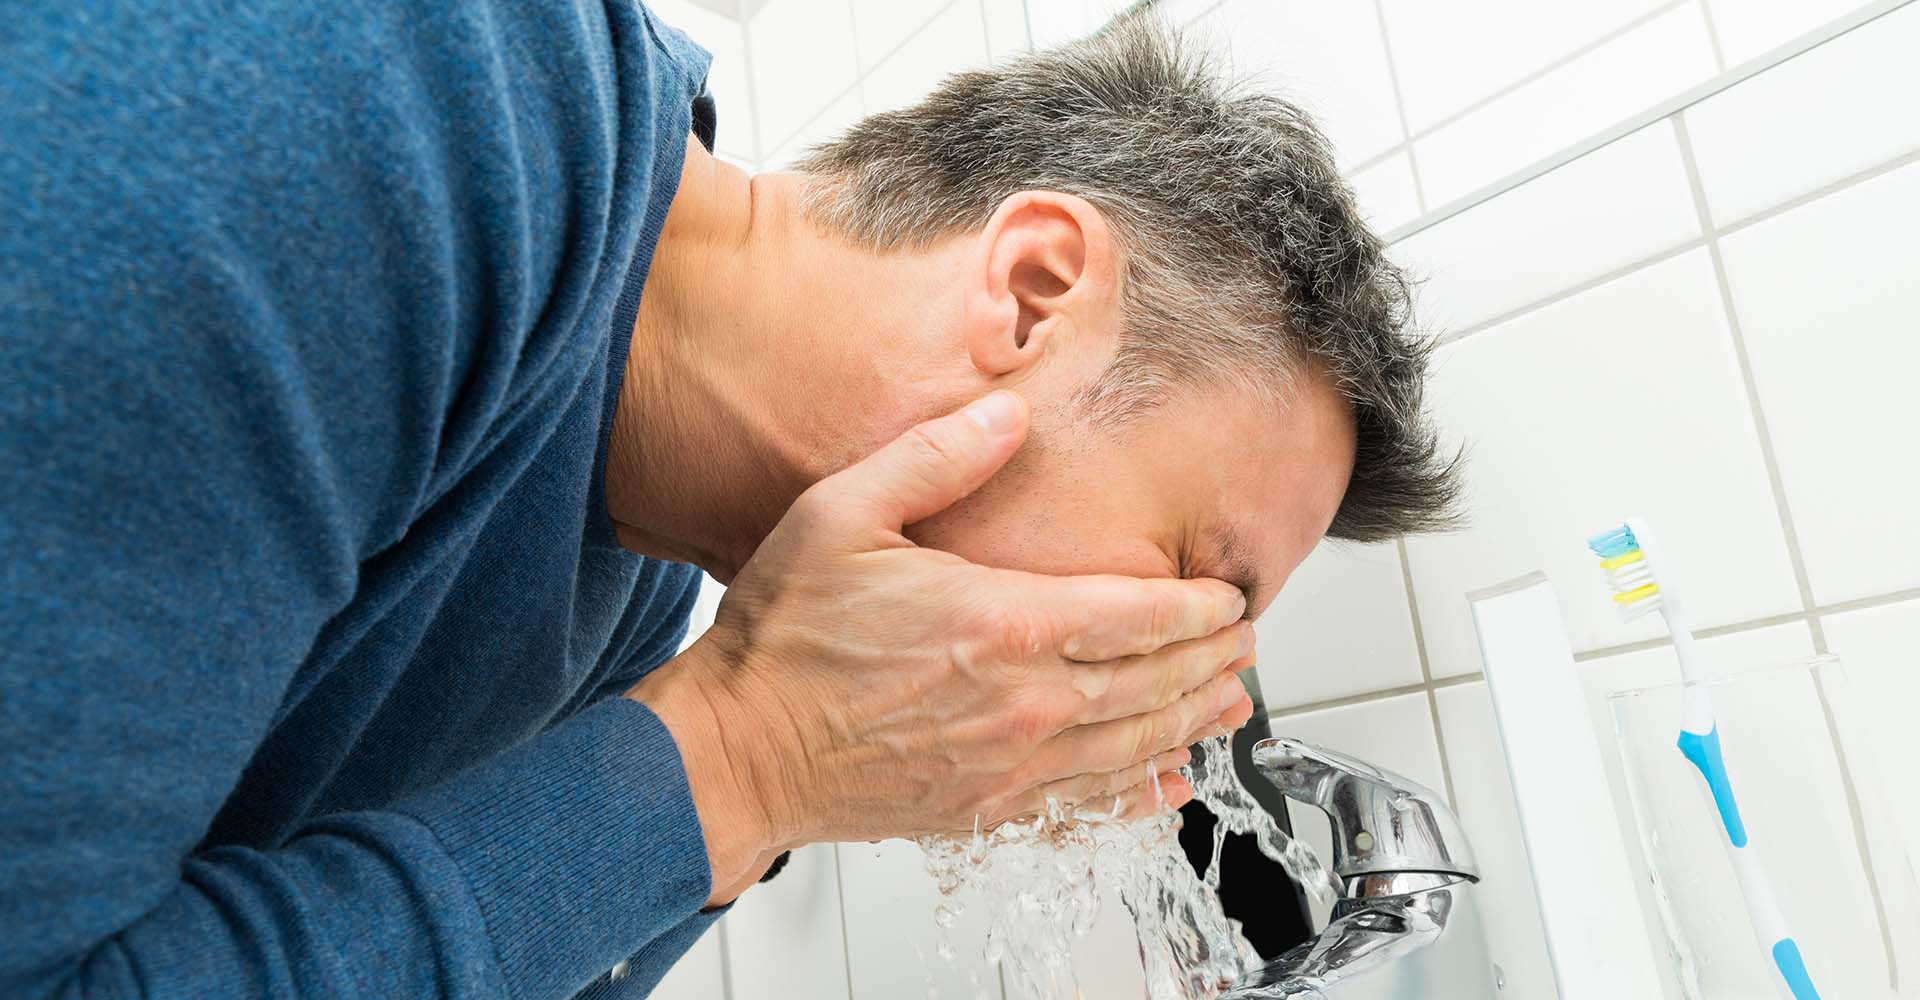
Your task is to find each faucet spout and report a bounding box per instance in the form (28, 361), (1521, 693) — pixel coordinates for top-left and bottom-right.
(1223, 739), (1500, 999)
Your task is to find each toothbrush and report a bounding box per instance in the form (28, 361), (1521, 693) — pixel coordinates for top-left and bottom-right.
(1586, 518), (1820, 1000)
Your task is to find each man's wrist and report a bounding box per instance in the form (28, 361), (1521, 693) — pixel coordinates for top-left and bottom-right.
(628, 643), (785, 907)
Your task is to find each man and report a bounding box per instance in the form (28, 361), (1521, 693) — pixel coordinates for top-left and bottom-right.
(0, 2), (1456, 998)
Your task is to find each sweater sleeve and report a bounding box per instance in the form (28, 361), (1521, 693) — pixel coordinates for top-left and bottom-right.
(0, 1), (713, 997)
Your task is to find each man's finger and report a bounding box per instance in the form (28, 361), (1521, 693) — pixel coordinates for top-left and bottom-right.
(992, 748), (1192, 825)
(1101, 769), (1195, 821)
(1029, 672), (1249, 783)
(1060, 622), (1254, 726)
(806, 390), (1029, 532)
(1038, 575), (1246, 662)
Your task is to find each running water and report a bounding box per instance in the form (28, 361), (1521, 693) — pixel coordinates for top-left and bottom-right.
(915, 735), (1339, 1000)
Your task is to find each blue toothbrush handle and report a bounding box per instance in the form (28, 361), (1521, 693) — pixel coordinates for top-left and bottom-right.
(1772, 939), (1819, 1000)
(1676, 726), (1823, 998)
(1676, 725), (1747, 847)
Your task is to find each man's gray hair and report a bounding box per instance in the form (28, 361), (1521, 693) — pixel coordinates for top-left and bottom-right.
(795, 12), (1460, 542)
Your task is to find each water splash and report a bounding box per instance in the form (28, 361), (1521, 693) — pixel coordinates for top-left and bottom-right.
(915, 736), (1338, 999)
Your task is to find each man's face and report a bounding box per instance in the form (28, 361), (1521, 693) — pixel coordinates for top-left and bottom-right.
(907, 373), (1358, 621)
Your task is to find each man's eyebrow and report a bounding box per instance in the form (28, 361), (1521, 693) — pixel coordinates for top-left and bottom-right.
(1212, 527), (1264, 613)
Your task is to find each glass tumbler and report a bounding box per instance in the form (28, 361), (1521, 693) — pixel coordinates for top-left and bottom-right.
(1609, 655), (1920, 999)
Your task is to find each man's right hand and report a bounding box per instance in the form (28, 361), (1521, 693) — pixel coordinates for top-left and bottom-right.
(629, 391), (1256, 906)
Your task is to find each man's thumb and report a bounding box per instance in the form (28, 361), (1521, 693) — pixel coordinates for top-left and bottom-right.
(818, 390), (1029, 530)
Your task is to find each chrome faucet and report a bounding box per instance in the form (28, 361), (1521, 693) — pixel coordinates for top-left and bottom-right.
(1222, 738), (1501, 999)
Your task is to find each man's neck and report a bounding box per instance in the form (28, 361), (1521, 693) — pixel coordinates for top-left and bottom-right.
(603, 146), (805, 580)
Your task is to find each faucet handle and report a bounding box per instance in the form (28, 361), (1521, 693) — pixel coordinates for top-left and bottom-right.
(1252, 737), (1478, 884)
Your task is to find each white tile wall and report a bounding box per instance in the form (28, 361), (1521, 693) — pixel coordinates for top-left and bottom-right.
(1379, 0), (1675, 133)
(655, 1), (1920, 995)
(1395, 120), (1700, 334)
(1404, 251), (1802, 677)
(980, 0), (1033, 62)
(860, 1), (990, 116)
(748, 0), (860, 153)
(1822, 600), (1920, 872)
(1718, 160), (1920, 604)
(1411, 4), (1718, 207)
(851, 0), (950, 72)
(1704, 0), (1879, 65)
(1206, 0), (1405, 169)
(1686, 1), (1920, 226)
(1344, 152), (1424, 233)
(722, 844), (852, 999)
(1024, 0), (1132, 48)
(650, 921), (727, 999)
(764, 87), (863, 170)
(1253, 541), (1423, 711)
(837, 838), (1005, 999)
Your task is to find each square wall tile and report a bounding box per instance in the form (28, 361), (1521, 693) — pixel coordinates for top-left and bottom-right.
(1705, 0), (1878, 66)
(750, 0), (859, 153)
(1380, 0), (1673, 132)
(859, 0), (989, 116)
(1395, 120), (1700, 334)
(1821, 599), (1920, 871)
(981, 0), (1032, 62)
(649, 1), (757, 160)
(1254, 540), (1423, 712)
(1403, 250), (1802, 678)
(1413, 5), (1717, 207)
(1717, 160), (1920, 603)
(1267, 692), (1447, 926)
(1213, 0), (1406, 168)
(650, 921), (726, 999)
(723, 843), (852, 1000)
(838, 838), (1005, 999)
(1686, 1), (1920, 226)
(1432, 681), (1558, 1000)
(1346, 152), (1424, 233)
(852, 0), (951, 72)
(1575, 623), (1817, 1000)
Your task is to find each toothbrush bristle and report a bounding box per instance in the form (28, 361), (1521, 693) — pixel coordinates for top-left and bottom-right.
(1588, 522), (1663, 620)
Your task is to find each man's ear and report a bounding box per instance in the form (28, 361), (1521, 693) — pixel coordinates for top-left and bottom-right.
(960, 191), (1122, 378)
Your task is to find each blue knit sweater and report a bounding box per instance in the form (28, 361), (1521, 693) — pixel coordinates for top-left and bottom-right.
(0, 3), (724, 997)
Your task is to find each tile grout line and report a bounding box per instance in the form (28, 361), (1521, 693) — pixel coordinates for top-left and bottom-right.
(1370, 0), (1429, 213)
(760, 0), (965, 160)
(716, 911), (736, 1000)
(736, 2), (767, 164)
(831, 845), (858, 1000)
(1383, 0), (1915, 243)
(1675, 115), (1897, 975)
(1672, 113), (1828, 652)
(1341, 0), (1686, 182)
(1396, 1), (1692, 146)
(1439, 236), (1709, 345)
(1434, 140), (1920, 349)
(1697, 0), (1729, 71)
(1271, 586), (1920, 718)
(1401, 539), (1458, 808)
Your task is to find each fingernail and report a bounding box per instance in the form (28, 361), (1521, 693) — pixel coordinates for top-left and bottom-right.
(1214, 675), (1245, 713)
(1237, 626), (1256, 658)
(964, 391), (1021, 434)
